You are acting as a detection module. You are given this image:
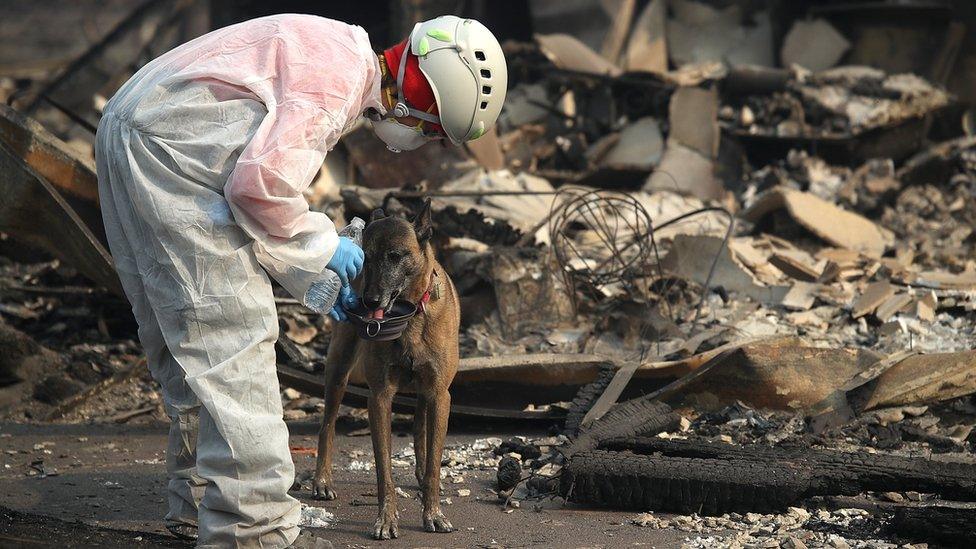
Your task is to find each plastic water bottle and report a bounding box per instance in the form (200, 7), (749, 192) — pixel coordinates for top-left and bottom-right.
(301, 217), (366, 314)
(339, 217), (365, 246)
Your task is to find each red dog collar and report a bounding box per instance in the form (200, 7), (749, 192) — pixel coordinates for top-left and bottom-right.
(418, 270), (438, 315)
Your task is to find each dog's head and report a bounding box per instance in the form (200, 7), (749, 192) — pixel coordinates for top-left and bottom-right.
(361, 199), (434, 313)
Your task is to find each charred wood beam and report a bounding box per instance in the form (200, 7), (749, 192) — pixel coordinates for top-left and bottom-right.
(566, 399), (679, 456)
(44, 359), (145, 421)
(892, 502), (976, 547)
(563, 364), (617, 436)
(0, 137), (122, 295)
(274, 336), (561, 420)
(818, 494), (976, 547)
(563, 449), (814, 515)
(276, 362), (559, 421)
(561, 437), (976, 515)
(601, 437), (976, 503)
(26, 0), (197, 126)
(0, 105), (103, 237)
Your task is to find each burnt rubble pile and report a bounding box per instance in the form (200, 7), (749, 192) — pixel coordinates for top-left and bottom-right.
(3, 1), (976, 546)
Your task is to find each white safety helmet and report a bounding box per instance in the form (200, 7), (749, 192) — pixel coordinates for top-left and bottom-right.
(391, 15), (508, 145)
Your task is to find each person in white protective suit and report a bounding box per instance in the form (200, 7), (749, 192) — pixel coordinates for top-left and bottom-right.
(95, 14), (506, 549)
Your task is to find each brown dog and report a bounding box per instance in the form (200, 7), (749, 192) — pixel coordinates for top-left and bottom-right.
(313, 199), (460, 539)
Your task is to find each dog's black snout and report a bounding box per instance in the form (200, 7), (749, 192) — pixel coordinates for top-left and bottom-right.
(363, 297), (382, 309)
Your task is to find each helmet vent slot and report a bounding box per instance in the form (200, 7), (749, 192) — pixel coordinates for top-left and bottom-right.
(480, 69), (491, 78)
(482, 85), (491, 95)
(475, 50), (486, 61)
(480, 101), (488, 110)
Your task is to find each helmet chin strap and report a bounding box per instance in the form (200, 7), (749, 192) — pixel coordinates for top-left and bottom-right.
(393, 40), (441, 125)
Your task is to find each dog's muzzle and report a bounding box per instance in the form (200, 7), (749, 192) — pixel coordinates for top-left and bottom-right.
(346, 298), (418, 341)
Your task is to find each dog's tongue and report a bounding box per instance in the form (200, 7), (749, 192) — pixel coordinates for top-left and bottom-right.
(367, 309), (385, 320)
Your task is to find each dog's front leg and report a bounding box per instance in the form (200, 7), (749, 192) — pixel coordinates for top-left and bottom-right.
(368, 388), (399, 540)
(413, 394), (427, 488)
(313, 355), (355, 500)
(422, 387), (454, 533)
(314, 328), (358, 500)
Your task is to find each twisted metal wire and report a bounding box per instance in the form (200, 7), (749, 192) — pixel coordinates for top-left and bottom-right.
(548, 189), (660, 309)
(547, 188), (734, 332)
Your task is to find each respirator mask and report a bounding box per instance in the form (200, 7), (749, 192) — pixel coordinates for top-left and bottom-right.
(370, 117), (430, 153)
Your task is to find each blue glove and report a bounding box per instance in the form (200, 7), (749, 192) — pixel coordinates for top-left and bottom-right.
(327, 236), (365, 286)
(328, 285), (360, 322)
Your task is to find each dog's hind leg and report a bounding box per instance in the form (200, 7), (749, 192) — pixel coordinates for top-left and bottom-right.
(313, 326), (358, 500)
(421, 387), (454, 533)
(413, 394), (427, 489)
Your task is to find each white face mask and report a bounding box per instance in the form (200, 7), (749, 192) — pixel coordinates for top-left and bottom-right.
(370, 118), (431, 153)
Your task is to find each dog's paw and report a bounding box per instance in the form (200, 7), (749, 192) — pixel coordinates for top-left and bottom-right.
(312, 479), (337, 501)
(372, 513), (399, 540)
(423, 511), (454, 533)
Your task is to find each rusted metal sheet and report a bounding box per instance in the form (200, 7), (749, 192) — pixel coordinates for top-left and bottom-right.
(862, 351), (976, 410)
(661, 338), (885, 411)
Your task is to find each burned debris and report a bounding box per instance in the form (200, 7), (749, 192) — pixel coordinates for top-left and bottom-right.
(4, 0), (976, 547)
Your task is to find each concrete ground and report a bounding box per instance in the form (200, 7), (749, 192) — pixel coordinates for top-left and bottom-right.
(0, 420), (696, 548)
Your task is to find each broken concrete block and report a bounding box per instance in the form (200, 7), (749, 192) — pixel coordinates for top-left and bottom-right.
(660, 234), (789, 304)
(780, 19), (850, 72)
(786, 309), (829, 330)
(741, 187), (892, 255)
(781, 282), (818, 311)
(852, 281), (896, 319)
(908, 270), (976, 291)
(878, 319), (905, 337)
(497, 84), (549, 130)
(768, 251), (823, 283)
(536, 33), (622, 76)
(874, 292), (914, 322)
(668, 86), (719, 159)
(623, 0), (667, 73)
(644, 141), (723, 200)
(913, 291), (938, 322)
(599, 117), (663, 169)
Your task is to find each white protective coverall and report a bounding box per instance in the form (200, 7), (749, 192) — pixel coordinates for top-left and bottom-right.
(95, 15), (382, 548)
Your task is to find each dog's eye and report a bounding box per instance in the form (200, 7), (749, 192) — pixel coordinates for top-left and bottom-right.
(387, 251), (402, 262)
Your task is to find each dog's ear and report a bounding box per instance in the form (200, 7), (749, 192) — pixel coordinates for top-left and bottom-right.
(370, 208), (387, 223)
(413, 199), (433, 244)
